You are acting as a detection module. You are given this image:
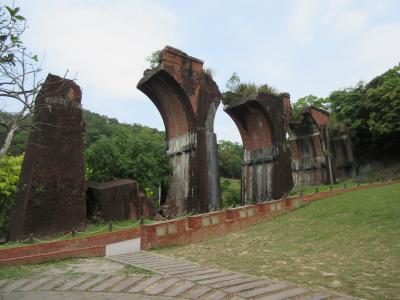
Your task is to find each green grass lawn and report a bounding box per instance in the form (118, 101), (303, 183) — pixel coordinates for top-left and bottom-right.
(0, 257), (153, 279)
(289, 178), (360, 195)
(155, 183), (400, 300)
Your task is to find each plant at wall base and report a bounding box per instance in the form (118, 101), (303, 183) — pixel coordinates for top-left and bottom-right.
(0, 154), (23, 233)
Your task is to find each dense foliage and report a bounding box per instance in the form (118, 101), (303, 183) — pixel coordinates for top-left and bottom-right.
(291, 95), (329, 121)
(218, 140), (242, 179)
(0, 110), (172, 195)
(327, 64), (400, 161)
(84, 111), (171, 193)
(0, 155), (22, 232)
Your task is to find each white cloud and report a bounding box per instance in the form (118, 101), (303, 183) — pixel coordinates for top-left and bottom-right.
(351, 23), (400, 81)
(285, 0), (368, 45)
(24, 0), (181, 100)
(285, 0), (320, 46)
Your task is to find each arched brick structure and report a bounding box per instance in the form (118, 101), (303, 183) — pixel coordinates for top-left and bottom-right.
(288, 107), (336, 186)
(223, 92), (293, 203)
(137, 46), (221, 216)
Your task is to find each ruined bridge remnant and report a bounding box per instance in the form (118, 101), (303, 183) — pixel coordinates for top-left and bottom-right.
(288, 106), (337, 186)
(137, 46), (221, 215)
(332, 124), (355, 179)
(9, 74), (86, 241)
(223, 92), (293, 204)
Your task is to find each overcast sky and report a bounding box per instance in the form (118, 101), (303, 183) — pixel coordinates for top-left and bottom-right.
(4, 0), (400, 142)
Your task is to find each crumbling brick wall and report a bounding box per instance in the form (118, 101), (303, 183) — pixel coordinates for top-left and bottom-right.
(332, 124), (355, 179)
(288, 107), (336, 186)
(9, 74), (86, 241)
(223, 92), (293, 203)
(137, 46), (221, 216)
(86, 179), (155, 222)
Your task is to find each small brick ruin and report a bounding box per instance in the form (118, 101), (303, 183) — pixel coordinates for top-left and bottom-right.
(9, 74), (86, 241)
(137, 46), (221, 215)
(86, 179), (154, 222)
(223, 92), (294, 203)
(288, 106), (355, 186)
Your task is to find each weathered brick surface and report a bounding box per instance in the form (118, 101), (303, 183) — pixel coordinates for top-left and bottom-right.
(9, 74), (86, 241)
(137, 46), (221, 215)
(223, 92), (293, 203)
(0, 227), (140, 266)
(86, 179), (153, 222)
(289, 106), (336, 186)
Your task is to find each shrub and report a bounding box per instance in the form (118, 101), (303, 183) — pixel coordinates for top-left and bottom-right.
(0, 155), (23, 232)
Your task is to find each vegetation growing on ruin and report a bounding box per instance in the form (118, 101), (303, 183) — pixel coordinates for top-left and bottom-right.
(224, 72), (279, 104)
(145, 50), (161, 68)
(156, 183), (400, 300)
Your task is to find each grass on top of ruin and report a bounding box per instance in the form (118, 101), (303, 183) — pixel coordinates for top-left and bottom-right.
(155, 182), (400, 300)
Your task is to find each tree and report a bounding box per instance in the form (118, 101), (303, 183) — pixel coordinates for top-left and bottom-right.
(0, 5), (42, 160)
(218, 140), (242, 179)
(85, 128), (171, 195)
(292, 95), (329, 115)
(0, 154), (23, 232)
(328, 64), (400, 161)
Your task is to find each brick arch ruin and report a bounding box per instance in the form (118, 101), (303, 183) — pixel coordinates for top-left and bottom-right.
(288, 107), (336, 186)
(138, 46), (294, 215)
(223, 92), (294, 204)
(137, 46), (221, 216)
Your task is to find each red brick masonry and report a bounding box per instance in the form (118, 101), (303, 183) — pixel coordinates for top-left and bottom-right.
(1, 181), (395, 266)
(0, 227), (140, 266)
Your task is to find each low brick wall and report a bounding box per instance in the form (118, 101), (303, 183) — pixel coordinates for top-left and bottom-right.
(0, 227), (140, 266)
(140, 181), (398, 250)
(140, 198), (296, 250)
(1, 181), (396, 266)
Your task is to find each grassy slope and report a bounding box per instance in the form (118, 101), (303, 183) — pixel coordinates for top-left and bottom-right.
(156, 183), (400, 300)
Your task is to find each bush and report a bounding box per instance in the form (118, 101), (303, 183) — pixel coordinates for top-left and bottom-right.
(0, 155), (23, 232)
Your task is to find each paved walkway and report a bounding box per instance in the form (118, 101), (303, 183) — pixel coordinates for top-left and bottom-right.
(0, 251), (355, 300)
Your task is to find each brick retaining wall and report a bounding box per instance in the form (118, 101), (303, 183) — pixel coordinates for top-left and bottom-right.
(0, 227), (140, 266)
(1, 181), (396, 266)
(140, 181), (398, 250)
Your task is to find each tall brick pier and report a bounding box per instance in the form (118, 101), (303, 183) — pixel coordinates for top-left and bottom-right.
(137, 46), (221, 215)
(9, 74), (86, 241)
